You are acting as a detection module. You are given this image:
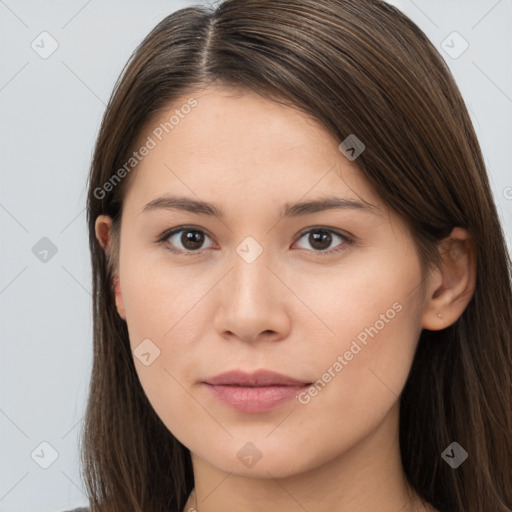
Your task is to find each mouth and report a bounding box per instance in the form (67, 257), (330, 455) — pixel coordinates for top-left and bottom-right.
(202, 369), (312, 413)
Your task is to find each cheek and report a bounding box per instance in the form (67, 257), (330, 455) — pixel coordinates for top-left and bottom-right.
(120, 248), (209, 343)
(119, 251), (214, 411)
(291, 248), (424, 408)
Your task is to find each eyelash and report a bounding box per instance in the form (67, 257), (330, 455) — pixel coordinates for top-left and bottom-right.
(156, 226), (354, 257)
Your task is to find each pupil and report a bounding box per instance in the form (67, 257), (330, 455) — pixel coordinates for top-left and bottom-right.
(182, 230), (204, 250)
(310, 231), (331, 250)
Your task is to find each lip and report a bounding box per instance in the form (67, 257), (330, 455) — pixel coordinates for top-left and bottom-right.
(202, 369), (312, 413)
(204, 369), (310, 387)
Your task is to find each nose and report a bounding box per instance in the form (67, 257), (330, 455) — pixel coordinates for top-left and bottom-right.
(213, 246), (292, 344)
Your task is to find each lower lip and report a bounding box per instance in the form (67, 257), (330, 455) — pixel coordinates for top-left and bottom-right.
(203, 383), (309, 413)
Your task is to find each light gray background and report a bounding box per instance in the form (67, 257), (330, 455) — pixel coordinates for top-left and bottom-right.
(0, 1), (511, 511)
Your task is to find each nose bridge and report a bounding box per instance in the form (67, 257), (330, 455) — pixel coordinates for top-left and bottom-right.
(214, 236), (289, 341)
(230, 238), (274, 308)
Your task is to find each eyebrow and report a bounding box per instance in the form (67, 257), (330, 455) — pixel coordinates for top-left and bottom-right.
(140, 195), (380, 218)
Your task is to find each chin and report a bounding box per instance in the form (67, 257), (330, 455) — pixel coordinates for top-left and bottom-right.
(193, 438), (322, 479)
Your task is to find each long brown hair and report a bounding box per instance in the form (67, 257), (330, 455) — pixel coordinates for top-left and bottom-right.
(82, 1), (512, 511)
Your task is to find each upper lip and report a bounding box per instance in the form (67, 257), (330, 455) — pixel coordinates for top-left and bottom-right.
(204, 369), (311, 387)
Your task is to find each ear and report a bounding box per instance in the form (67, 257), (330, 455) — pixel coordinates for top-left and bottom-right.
(94, 215), (126, 320)
(95, 214), (112, 251)
(421, 227), (477, 330)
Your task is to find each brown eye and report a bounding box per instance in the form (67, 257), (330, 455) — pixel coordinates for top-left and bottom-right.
(294, 228), (351, 254)
(163, 228), (215, 253)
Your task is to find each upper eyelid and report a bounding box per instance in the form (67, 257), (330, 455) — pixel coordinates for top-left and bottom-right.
(296, 226), (350, 238)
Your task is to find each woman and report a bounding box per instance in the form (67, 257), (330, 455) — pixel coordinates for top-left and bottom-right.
(76, 0), (512, 511)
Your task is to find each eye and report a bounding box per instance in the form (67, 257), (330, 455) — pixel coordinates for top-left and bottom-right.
(158, 227), (216, 254)
(158, 226), (353, 256)
(293, 228), (352, 255)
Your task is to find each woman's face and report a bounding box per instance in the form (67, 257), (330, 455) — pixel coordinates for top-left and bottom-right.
(97, 84), (432, 478)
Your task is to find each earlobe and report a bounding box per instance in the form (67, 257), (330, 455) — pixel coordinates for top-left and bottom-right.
(421, 227), (477, 331)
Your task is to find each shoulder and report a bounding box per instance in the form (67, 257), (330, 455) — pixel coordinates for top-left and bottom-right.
(62, 508), (89, 512)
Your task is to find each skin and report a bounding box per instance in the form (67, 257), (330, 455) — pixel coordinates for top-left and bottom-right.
(95, 84), (476, 512)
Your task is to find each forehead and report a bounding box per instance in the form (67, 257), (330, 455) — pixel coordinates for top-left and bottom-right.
(123, 85), (383, 213)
